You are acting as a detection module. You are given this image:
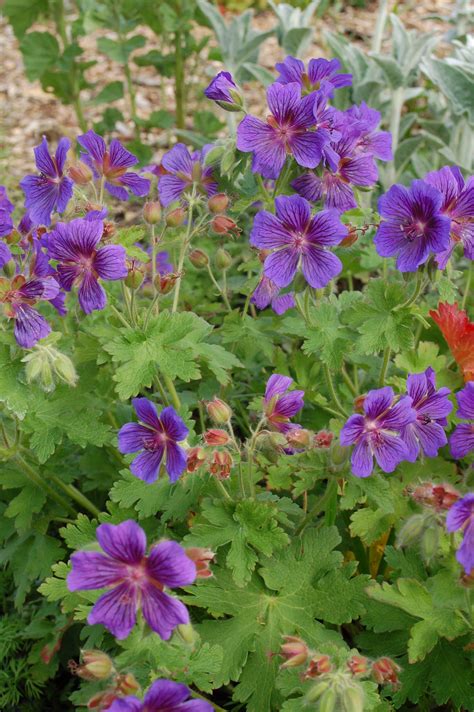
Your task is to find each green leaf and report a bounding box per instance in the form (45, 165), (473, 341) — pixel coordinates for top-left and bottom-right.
(97, 35), (146, 64)
(20, 32), (60, 81)
(4, 485), (46, 534)
(59, 514), (98, 550)
(394, 341), (447, 373)
(2, 533), (64, 607)
(350, 508), (395, 545)
(93, 80), (124, 104)
(0, 345), (32, 418)
(3, 0), (48, 38)
(422, 57), (474, 123)
(370, 55), (405, 88)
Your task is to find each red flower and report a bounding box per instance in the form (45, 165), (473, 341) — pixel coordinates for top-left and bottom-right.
(430, 302), (474, 382)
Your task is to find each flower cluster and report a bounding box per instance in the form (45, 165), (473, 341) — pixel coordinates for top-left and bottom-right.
(107, 678), (213, 711)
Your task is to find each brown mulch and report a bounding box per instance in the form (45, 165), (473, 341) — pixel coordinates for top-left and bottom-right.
(0, 1), (452, 198)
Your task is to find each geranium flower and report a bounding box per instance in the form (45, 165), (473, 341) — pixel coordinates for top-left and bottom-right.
(340, 387), (416, 477)
(67, 521), (196, 640)
(47, 217), (127, 314)
(0, 185), (15, 240)
(107, 679), (213, 711)
(158, 143), (218, 207)
(446, 493), (474, 575)
(450, 382), (474, 459)
(400, 367), (452, 461)
(251, 275), (295, 315)
(0, 274), (59, 348)
(275, 56), (352, 96)
(424, 166), (474, 268)
(263, 374), (304, 433)
(345, 103), (393, 161)
(204, 71), (241, 110)
(236, 82), (331, 179)
(250, 195), (346, 288)
(118, 398), (189, 483)
(430, 302), (474, 382)
(77, 130), (150, 201)
(20, 136), (73, 226)
(374, 180), (451, 272)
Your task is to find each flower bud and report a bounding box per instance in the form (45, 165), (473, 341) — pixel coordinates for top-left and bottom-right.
(341, 684), (364, 712)
(185, 547), (215, 578)
(209, 450), (232, 479)
(371, 657), (401, 687)
(116, 672), (140, 695)
(206, 397), (232, 424)
(22, 348), (55, 392)
(215, 248), (232, 270)
(396, 513), (427, 548)
(208, 193), (230, 214)
(353, 394), (366, 412)
(318, 687), (337, 712)
(329, 442), (350, 467)
(125, 265), (144, 290)
(306, 680), (331, 703)
(77, 650), (114, 681)
(87, 691), (118, 710)
(156, 272), (178, 294)
(211, 215), (239, 236)
(204, 428), (231, 446)
(68, 161), (93, 185)
(258, 249), (271, 264)
(189, 249), (209, 268)
(286, 428), (311, 448)
(279, 635), (310, 668)
(143, 201), (162, 225)
(409, 482), (460, 511)
(102, 220), (115, 240)
(304, 654), (333, 679)
(166, 207), (186, 227)
(53, 352), (78, 387)
(2, 259), (16, 278)
(314, 430), (334, 449)
(176, 622), (198, 645)
(340, 226), (358, 247)
(187, 446), (207, 473)
(347, 655), (369, 676)
(420, 524), (439, 564)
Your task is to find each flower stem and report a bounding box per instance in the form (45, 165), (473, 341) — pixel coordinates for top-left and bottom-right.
(296, 480), (334, 535)
(50, 478), (101, 518)
(322, 364), (348, 417)
(378, 346), (392, 386)
(341, 365), (358, 397)
(172, 201), (194, 313)
(163, 374), (182, 411)
(462, 263), (472, 310)
(395, 269), (425, 311)
(371, 0), (389, 53)
(206, 263), (232, 312)
(15, 455), (77, 517)
(256, 174), (271, 203)
(387, 86), (404, 184)
(214, 477), (232, 501)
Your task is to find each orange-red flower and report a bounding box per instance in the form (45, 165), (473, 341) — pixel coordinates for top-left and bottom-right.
(430, 302), (474, 382)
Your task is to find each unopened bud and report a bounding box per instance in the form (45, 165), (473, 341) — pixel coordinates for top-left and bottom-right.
(156, 272), (178, 294)
(208, 193), (230, 214)
(204, 428), (230, 446)
(176, 622), (198, 645)
(189, 249), (209, 268)
(206, 397), (232, 424)
(420, 524), (439, 564)
(341, 684), (364, 712)
(347, 655), (369, 676)
(329, 442), (350, 467)
(353, 394), (366, 412)
(371, 657), (401, 687)
(125, 266), (144, 290)
(185, 547), (215, 578)
(116, 672), (140, 696)
(3, 259), (16, 278)
(279, 635), (310, 668)
(286, 428), (311, 448)
(77, 650), (114, 681)
(318, 687), (337, 712)
(87, 691), (118, 710)
(258, 249), (271, 264)
(166, 207), (186, 227)
(304, 654), (333, 679)
(215, 247), (232, 270)
(187, 446), (207, 473)
(340, 226), (358, 247)
(53, 352), (78, 387)
(209, 450), (232, 479)
(396, 513), (427, 548)
(211, 215), (239, 237)
(143, 201), (162, 225)
(68, 161), (93, 185)
(409, 482), (460, 511)
(314, 430), (334, 448)
(306, 680), (330, 703)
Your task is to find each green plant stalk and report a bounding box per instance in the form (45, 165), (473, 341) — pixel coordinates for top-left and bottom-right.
(295, 479), (334, 535)
(323, 363), (348, 417)
(341, 365), (358, 396)
(172, 200), (194, 313)
(462, 263), (472, 310)
(378, 346), (392, 386)
(51, 478), (101, 518)
(371, 0), (389, 54)
(15, 455), (77, 517)
(214, 477), (232, 502)
(124, 61), (140, 139)
(387, 86), (405, 184)
(206, 263), (232, 312)
(53, 0), (87, 131)
(174, 29), (185, 129)
(163, 374), (182, 412)
(395, 269), (425, 310)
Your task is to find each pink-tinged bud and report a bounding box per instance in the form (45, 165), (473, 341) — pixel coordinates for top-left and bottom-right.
(211, 215), (240, 236)
(155, 272), (179, 294)
(68, 161), (93, 185)
(186, 547), (215, 578)
(204, 428), (230, 446)
(166, 207), (186, 227)
(143, 201), (162, 224)
(371, 657), (401, 687)
(206, 397), (232, 424)
(314, 430), (334, 448)
(340, 226), (358, 247)
(125, 265), (144, 290)
(87, 691), (118, 709)
(279, 635), (310, 668)
(187, 446), (207, 473)
(347, 654), (369, 676)
(215, 247), (232, 270)
(209, 450), (233, 479)
(208, 193), (230, 214)
(189, 248), (209, 268)
(408, 482), (460, 511)
(304, 654), (333, 679)
(286, 428), (311, 448)
(76, 650), (114, 681)
(116, 672), (140, 695)
(353, 394), (366, 412)
(102, 221), (115, 240)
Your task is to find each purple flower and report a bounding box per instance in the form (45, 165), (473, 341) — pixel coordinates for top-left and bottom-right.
(251, 274), (295, 315)
(340, 387), (416, 477)
(450, 382), (474, 459)
(77, 130), (150, 201)
(345, 103), (393, 161)
(374, 180), (451, 272)
(446, 493), (474, 575)
(118, 398), (189, 484)
(0, 241), (12, 268)
(0, 187), (15, 242)
(158, 144), (218, 207)
(250, 195), (346, 288)
(20, 137), (73, 227)
(204, 71), (241, 109)
(67, 520), (196, 640)
(236, 82), (330, 179)
(107, 679), (213, 712)
(0, 274), (58, 348)
(264, 374), (304, 433)
(424, 166), (474, 268)
(275, 56), (352, 97)
(400, 367), (452, 461)
(0, 185), (14, 215)
(47, 218), (127, 314)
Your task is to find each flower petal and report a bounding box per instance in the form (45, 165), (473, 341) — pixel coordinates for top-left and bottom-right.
(67, 551), (127, 590)
(340, 414), (365, 445)
(165, 442), (187, 482)
(132, 398), (161, 429)
(141, 586), (190, 640)
(96, 521), (147, 565)
(93, 244), (127, 280)
(118, 423), (151, 454)
(77, 130), (107, 164)
(130, 448), (164, 484)
(78, 272), (106, 314)
(264, 247), (299, 288)
(351, 438), (373, 477)
(250, 210), (293, 250)
(160, 406), (189, 442)
(301, 245), (342, 288)
(275, 195), (311, 232)
(146, 540), (197, 588)
(88, 582), (138, 639)
(372, 432), (408, 472)
(13, 304), (50, 348)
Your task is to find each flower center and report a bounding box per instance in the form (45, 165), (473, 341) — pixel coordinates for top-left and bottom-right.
(143, 430), (168, 451)
(292, 230), (307, 249)
(403, 220), (426, 241)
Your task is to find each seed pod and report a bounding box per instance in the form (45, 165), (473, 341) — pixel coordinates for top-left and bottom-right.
(166, 207), (186, 227)
(204, 429), (230, 446)
(318, 687), (337, 712)
(208, 193), (230, 214)
(53, 352), (79, 387)
(215, 248), (232, 270)
(176, 622), (198, 645)
(189, 249), (209, 268)
(68, 161), (93, 185)
(125, 266), (144, 290)
(341, 684), (364, 712)
(305, 680), (330, 703)
(143, 201), (162, 224)
(206, 397), (232, 424)
(420, 524), (439, 564)
(77, 650), (114, 681)
(2, 259), (16, 278)
(396, 513), (426, 547)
